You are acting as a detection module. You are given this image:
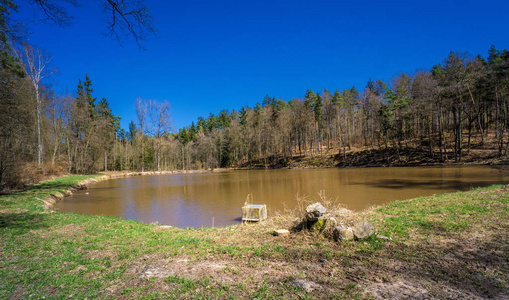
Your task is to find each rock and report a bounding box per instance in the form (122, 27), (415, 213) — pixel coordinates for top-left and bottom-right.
(309, 217), (328, 233)
(305, 202), (327, 221)
(376, 235), (391, 240)
(352, 222), (375, 240)
(333, 225), (354, 241)
(293, 279), (320, 293)
(305, 212), (338, 235)
(273, 229), (290, 236)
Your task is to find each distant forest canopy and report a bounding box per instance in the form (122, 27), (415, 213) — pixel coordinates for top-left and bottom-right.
(1, 43), (509, 188)
(173, 46), (509, 166)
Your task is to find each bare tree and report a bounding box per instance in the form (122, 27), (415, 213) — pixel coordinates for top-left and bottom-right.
(45, 91), (71, 164)
(148, 99), (173, 170)
(135, 96), (147, 171)
(19, 43), (53, 165)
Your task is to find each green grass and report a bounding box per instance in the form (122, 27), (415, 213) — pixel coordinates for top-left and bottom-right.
(1, 175), (509, 299)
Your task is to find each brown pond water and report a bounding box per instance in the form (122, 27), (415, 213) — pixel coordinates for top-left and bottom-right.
(56, 166), (509, 228)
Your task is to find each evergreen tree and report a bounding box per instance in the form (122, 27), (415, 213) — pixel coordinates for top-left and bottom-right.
(314, 92), (323, 123)
(128, 121), (136, 140)
(304, 90), (317, 110)
(239, 107), (248, 127)
(83, 74), (96, 119)
(0, 1), (24, 77)
(197, 116), (206, 132)
(332, 89), (343, 106)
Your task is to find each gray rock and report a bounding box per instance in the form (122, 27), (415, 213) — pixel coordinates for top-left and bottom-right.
(352, 222), (375, 240)
(333, 225), (354, 241)
(305, 202), (327, 221)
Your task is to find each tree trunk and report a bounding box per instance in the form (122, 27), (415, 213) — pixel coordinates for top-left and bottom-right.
(35, 86), (42, 165)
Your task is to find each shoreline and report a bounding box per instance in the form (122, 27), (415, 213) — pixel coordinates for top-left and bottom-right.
(40, 169), (222, 209)
(43, 162), (509, 213)
(1, 175), (508, 298)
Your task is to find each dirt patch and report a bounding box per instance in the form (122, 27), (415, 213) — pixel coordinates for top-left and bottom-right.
(365, 280), (430, 299)
(124, 254), (301, 287)
(31, 223), (84, 239)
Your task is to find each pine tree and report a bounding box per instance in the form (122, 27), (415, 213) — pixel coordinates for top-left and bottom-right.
(314, 92), (323, 123)
(304, 90), (317, 110)
(83, 74), (96, 119)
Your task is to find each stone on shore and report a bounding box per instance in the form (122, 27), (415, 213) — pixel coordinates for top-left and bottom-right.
(333, 225), (354, 241)
(352, 222), (375, 240)
(305, 202), (327, 222)
(309, 217), (328, 233)
(309, 213), (338, 234)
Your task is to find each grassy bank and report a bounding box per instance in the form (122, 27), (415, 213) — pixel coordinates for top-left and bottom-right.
(1, 175), (508, 299)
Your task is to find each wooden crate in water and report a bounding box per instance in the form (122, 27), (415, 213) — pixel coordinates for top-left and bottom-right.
(242, 204), (267, 222)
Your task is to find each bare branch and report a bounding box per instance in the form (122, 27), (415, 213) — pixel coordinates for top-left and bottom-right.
(17, 43), (54, 165)
(28, 0), (79, 27)
(19, 43), (53, 86)
(103, 0), (155, 49)
(24, 0), (155, 48)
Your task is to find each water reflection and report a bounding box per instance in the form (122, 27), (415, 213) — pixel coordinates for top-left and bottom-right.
(55, 166), (509, 228)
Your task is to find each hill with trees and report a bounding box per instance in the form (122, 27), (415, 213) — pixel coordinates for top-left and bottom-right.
(172, 48), (509, 169)
(2, 42), (509, 189)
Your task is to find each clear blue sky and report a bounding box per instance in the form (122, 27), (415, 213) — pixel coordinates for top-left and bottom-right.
(17, 0), (509, 131)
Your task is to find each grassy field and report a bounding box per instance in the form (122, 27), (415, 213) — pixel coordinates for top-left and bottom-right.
(1, 175), (509, 299)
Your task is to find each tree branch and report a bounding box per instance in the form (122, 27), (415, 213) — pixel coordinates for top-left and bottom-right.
(29, 0), (79, 27)
(104, 0), (155, 50)
(26, 0), (155, 49)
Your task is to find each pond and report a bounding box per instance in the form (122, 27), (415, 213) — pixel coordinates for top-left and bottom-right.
(56, 166), (509, 228)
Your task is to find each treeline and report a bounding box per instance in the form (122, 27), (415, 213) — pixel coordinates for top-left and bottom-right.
(0, 0), (155, 188)
(174, 47), (509, 168)
(1, 44), (508, 188)
(0, 67), (121, 185)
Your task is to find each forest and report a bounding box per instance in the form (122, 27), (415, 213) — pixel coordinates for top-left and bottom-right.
(174, 48), (509, 170)
(2, 42), (508, 190)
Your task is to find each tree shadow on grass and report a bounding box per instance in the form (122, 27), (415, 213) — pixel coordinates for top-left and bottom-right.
(355, 228), (509, 299)
(0, 178), (85, 210)
(0, 212), (50, 234)
(348, 178), (507, 191)
(31, 180), (81, 192)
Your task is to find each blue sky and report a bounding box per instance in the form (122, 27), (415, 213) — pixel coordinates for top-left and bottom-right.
(17, 0), (509, 130)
